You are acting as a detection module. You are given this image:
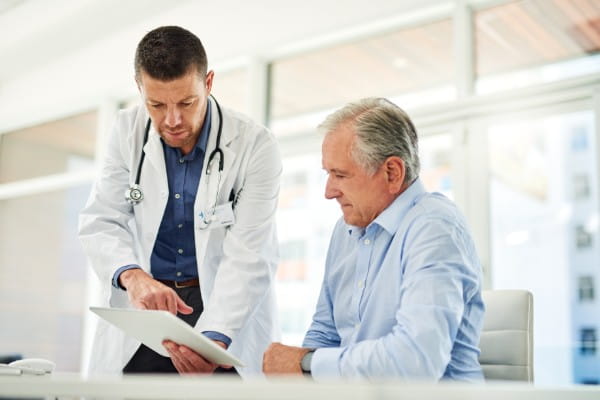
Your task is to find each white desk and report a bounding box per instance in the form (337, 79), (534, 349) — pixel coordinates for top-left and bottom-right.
(0, 373), (599, 400)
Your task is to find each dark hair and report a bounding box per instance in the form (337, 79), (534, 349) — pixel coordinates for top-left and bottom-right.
(134, 26), (208, 81)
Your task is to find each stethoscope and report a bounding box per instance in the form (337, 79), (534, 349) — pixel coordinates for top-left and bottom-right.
(125, 95), (225, 229)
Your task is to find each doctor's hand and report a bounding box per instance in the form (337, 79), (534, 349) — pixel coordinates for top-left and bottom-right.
(162, 340), (232, 374)
(119, 269), (193, 315)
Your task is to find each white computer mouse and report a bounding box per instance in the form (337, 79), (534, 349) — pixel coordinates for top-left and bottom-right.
(9, 358), (55, 375)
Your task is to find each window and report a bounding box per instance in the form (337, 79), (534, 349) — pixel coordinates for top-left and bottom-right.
(573, 174), (590, 200)
(475, 0), (600, 94)
(576, 225), (593, 249)
(0, 184), (91, 371)
(419, 133), (454, 199)
(210, 67), (249, 116)
(487, 108), (598, 384)
(275, 153), (339, 344)
(270, 18), (455, 137)
(278, 240), (308, 281)
(0, 111), (96, 183)
(580, 328), (597, 356)
(578, 276), (595, 302)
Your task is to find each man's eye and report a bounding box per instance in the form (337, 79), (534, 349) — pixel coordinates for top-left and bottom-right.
(150, 104), (163, 109)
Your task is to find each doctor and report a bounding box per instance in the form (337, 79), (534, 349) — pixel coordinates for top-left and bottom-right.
(79, 26), (281, 376)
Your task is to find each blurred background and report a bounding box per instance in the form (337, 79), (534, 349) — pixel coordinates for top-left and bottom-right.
(0, 0), (599, 385)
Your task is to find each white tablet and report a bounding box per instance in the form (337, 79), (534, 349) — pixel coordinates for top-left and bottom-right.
(90, 307), (244, 367)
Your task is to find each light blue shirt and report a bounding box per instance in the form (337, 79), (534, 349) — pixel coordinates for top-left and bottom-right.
(303, 179), (485, 381)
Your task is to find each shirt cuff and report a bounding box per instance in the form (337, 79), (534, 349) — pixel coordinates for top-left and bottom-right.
(112, 265), (141, 289)
(202, 331), (232, 348)
(311, 347), (344, 380)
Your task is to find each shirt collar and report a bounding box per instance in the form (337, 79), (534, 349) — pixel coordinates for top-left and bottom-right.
(346, 178), (426, 238)
(374, 178), (426, 235)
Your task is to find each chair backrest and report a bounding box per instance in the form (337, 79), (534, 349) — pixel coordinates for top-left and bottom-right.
(479, 289), (534, 382)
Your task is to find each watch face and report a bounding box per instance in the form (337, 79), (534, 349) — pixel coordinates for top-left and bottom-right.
(301, 350), (314, 373)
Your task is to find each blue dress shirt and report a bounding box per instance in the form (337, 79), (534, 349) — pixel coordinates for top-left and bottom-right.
(150, 105), (211, 282)
(113, 103), (230, 346)
(303, 179), (485, 381)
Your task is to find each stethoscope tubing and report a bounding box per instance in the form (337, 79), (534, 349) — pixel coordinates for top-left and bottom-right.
(126, 95), (224, 207)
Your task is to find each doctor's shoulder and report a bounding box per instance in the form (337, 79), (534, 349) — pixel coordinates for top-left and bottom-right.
(224, 106), (276, 142)
(103, 104), (149, 162)
(112, 104), (151, 142)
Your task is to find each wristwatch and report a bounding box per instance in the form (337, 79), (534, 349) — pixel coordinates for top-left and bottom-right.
(300, 349), (315, 374)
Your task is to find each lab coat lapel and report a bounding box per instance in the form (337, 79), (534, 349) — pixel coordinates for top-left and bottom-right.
(139, 127), (168, 251)
(143, 128), (168, 193)
(196, 98), (238, 213)
(194, 99), (237, 269)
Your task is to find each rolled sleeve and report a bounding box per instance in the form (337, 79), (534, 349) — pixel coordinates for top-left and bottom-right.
(311, 347), (344, 380)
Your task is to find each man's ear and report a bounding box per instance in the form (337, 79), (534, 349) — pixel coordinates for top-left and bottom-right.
(384, 156), (405, 194)
(205, 70), (215, 93)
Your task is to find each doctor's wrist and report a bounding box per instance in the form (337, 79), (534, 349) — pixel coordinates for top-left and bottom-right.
(117, 266), (144, 290)
(112, 265), (142, 289)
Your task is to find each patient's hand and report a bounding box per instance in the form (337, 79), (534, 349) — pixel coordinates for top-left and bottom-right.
(262, 342), (311, 375)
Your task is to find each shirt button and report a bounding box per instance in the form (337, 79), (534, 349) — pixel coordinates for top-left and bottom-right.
(179, 158), (185, 164)
(364, 239), (370, 245)
(354, 323), (360, 329)
(357, 281), (364, 288)
(178, 249), (184, 254)
(178, 224), (183, 229)
(174, 193), (181, 199)
(176, 271), (182, 277)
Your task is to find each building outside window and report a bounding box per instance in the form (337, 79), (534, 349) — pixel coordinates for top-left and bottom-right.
(580, 328), (597, 356)
(578, 276), (595, 302)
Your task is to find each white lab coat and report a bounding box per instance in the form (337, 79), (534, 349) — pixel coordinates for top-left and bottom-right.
(78, 97), (281, 377)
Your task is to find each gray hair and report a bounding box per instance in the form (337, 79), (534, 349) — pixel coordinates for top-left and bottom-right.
(318, 97), (420, 183)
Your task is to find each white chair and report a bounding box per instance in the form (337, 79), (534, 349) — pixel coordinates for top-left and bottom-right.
(479, 289), (534, 382)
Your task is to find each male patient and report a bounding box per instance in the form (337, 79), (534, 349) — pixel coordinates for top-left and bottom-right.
(263, 97), (485, 381)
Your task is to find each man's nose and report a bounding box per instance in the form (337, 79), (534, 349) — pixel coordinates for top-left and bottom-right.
(324, 176), (340, 199)
(165, 106), (182, 127)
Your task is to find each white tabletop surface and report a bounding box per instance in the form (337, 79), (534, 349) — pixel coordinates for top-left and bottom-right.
(1, 373), (599, 400)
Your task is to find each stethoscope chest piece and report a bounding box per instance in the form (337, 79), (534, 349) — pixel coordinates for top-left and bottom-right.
(125, 184), (144, 205)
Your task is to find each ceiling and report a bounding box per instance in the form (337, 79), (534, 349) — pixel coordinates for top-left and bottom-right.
(0, 0), (449, 132)
(0, 0), (447, 81)
(1, 0), (598, 135)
